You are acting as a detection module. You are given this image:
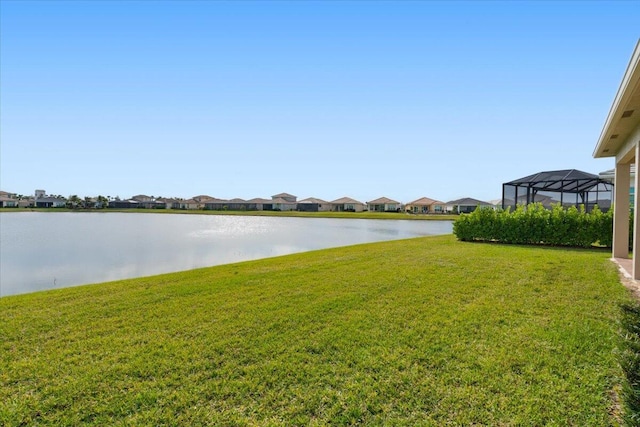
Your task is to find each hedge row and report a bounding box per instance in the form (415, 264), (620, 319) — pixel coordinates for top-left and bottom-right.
(452, 203), (621, 248)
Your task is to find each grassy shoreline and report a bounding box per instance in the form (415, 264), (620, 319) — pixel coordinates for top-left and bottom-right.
(0, 208), (457, 221)
(0, 235), (634, 425)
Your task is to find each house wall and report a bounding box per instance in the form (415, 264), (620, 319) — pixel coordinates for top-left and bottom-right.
(317, 202), (331, 212)
(407, 204), (429, 214)
(369, 203), (399, 212)
(331, 203), (364, 212)
(274, 203), (296, 211)
(0, 199), (18, 208)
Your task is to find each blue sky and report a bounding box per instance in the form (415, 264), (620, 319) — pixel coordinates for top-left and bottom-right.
(1, 1), (638, 203)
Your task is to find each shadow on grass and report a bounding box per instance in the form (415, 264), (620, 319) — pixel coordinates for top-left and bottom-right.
(456, 239), (612, 254)
(620, 303), (640, 425)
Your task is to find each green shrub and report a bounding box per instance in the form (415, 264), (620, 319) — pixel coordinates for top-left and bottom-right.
(453, 203), (614, 248)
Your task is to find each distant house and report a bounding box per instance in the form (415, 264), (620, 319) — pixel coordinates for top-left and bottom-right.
(130, 194), (163, 209)
(600, 166), (634, 206)
(156, 197), (198, 210)
(0, 196), (18, 208)
(18, 199), (32, 208)
(204, 198), (231, 210)
(156, 197), (177, 209)
(269, 193), (297, 211)
(192, 195), (216, 209)
(226, 198), (249, 211)
(405, 197), (446, 214)
(446, 197), (494, 214)
(271, 197), (297, 211)
(297, 197), (331, 212)
(272, 193), (297, 203)
(0, 191), (18, 208)
(367, 197), (401, 212)
(247, 198), (272, 211)
(131, 194), (153, 202)
(35, 197), (66, 208)
(34, 190), (66, 208)
(108, 199), (139, 209)
(179, 199), (199, 210)
(330, 197), (365, 212)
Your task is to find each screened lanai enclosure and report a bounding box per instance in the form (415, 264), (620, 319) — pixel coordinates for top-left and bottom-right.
(502, 169), (614, 212)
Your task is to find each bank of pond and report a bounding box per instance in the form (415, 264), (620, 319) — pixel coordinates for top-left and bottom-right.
(0, 212), (452, 296)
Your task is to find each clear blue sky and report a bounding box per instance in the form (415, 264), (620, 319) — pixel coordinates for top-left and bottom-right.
(1, 1), (638, 203)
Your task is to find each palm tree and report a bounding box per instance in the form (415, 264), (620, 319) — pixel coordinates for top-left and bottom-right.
(67, 195), (82, 209)
(96, 195), (109, 209)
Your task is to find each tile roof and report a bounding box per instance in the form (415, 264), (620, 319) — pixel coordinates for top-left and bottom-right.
(272, 192), (296, 199)
(272, 197), (296, 204)
(299, 197), (329, 204)
(331, 197), (364, 204)
(368, 197), (400, 204)
(192, 195), (215, 202)
(407, 197), (444, 205)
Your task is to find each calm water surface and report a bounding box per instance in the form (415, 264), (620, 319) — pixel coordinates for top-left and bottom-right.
(0, 212), (452, 296)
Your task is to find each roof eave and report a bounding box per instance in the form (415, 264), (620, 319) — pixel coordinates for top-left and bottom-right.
(594, 39), (640, 159)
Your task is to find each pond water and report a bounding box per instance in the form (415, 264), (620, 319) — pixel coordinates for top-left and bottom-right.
(0, 212), (452, 296)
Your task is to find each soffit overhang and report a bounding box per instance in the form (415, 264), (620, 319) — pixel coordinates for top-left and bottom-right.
(594, 40), (640, 159)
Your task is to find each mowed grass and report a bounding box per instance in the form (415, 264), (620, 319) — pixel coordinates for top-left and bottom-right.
(0, 235), (633, 425)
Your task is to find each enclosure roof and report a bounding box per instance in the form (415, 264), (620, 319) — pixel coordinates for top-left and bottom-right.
(504, 169), (612, 193)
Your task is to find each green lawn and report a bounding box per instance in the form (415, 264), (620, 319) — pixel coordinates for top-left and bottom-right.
(0, 235), (634, 425)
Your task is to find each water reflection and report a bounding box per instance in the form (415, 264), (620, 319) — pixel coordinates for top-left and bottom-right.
(0, 212), (452, 296)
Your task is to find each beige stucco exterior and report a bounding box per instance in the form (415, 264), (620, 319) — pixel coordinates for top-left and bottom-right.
(330, 197), (365, 212)
(405, 197), (446, 214)
(593, 40), (640, 279)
